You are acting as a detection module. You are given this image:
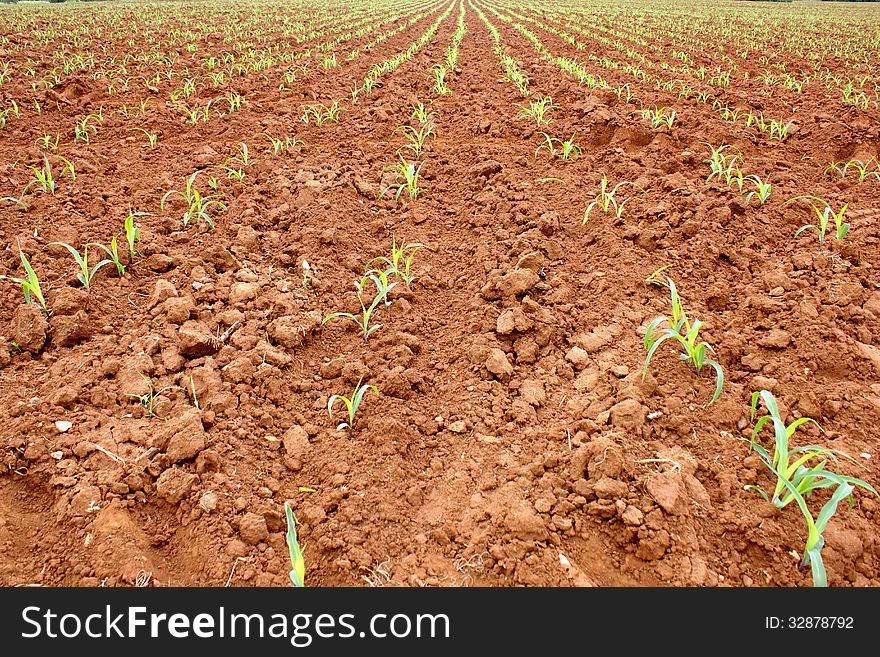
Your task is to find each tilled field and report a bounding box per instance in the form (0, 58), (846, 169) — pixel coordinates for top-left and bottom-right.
(1, 0), (879, 587)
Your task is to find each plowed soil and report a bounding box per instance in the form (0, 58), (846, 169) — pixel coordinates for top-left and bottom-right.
(1, 0), (880, 588)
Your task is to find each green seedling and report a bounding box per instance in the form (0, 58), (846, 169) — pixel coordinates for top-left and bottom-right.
(126, 372), (180, 418)
(379, 158), (425, 202)
(642, 275), (724, 404)
(747, 390), (878, 587)
(322, 271), (397, 342)
(583, 174), (644, 223)
(284, 502), (305, 587)
(0, 243), (47, 312)
(398, 123), (436, 158)
(516, 95), (556, 126)
(556, 133), (582, 160)
(824, 158), (880, 182)
(328, 379), (379, 433)
(744, 175), (772, 206)
(161, 172), (226, 228)
(133, 127), (158, 148)
(89, 236), (126, 276)
(369, 237), (428, 287)
(1, 196), (28, 210)
(124, 208), (149, 259)
(50, 242), (113, 291)
(785, 196), (849, 243)
(410, 103), (438, 125)
(640, 106), (676, 129)
(24, 155), (58, 195)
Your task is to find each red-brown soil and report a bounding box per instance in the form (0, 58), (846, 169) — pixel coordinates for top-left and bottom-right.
(1, 0), (879, 588)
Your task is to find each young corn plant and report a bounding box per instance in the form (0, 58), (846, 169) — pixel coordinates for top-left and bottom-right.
(369, 237), (427, 287)
(124, 208), (149, 259)
(747, 390), (878, 587)
(133, 127), (158, 149)
(824, 158), (880, 182)
(23, 155), (65, 195)
(640, 106), (676, 129)
(322, 272), (397, 342)
(328, 379), (379, 434)
(161, 172), (226, 228)
(397, 123), (436, 158)
(516, 96), (556, 126)
(50, 242), (113, 291)
(284, 502), (305, 587)
(642, 275), (724, 404)
(89, 234), (127, 276)
(785, 196), (849, 243)
(0, 243), (47, 312)
(410, 103), (438, 126)
(379, 158), (425, 202)
(73, 114), (99, 143)
(583, 174), (644, 223)
(744, 175), (772, 206)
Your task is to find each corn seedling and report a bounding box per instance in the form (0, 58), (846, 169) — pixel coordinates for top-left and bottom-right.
(786, 196), (850, 242)
(50, 242), (113, 291)
(379, 158), (425, 202)
(126, 372), (180, 418)
(744, 175), (772, 206)
(328, 379), (379, 433)
(824, 158), (880, 182)
(369, 237), (427, 287)
(516, 96), (556, 126)
(410, 103), (438, 126)
(35, 133), (59, 151)
(73, 115), (98, 143)
(161, 172), (226, 228)
(284, 502), (305, 587)
(1, 196), (28, 210)
(0, 243), (47, 312)
(583, 174), (644, 223)
(747, 390), (878, 587)
(431, 65), (450, 95)
(133, 127), (158, 148)
(642, 275), (724, 404)
(89, 236), (126, 276)
(769, 119), (794, 141)
(226, 92), (243, 114)
(322, 271), (397, 342)
(23, 156), (59, 195)
(640, 106), (676, 129)
(557, 133), (581, 160)
(124, 209), (148, 258)
(397, 123), (436, 158)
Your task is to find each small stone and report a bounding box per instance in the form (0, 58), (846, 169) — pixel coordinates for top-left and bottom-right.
(448, 420), (467, 433)
(199, 491), (219, 513)
(519, 379), (546, 407)
(592, 477), (629, 499)
(609, 398), (647, 431)
(239, 512), (269, 545)
(759, 329), (792, 349)
(11, 304), (48, 352)
(496, 310), (516, 335)
(155, 468), (198, 504)
(283, 425), (310, 460)
(565, 346), (589, 370)
(621, 505), (644, 526)
(147, 280), (177, 309)
(611, 365), (630, 378)
(646, 472), (685, 515)
(229, 282), (259, 304)
(485, 348), (514, 381)
(55, 420), (72, 433)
